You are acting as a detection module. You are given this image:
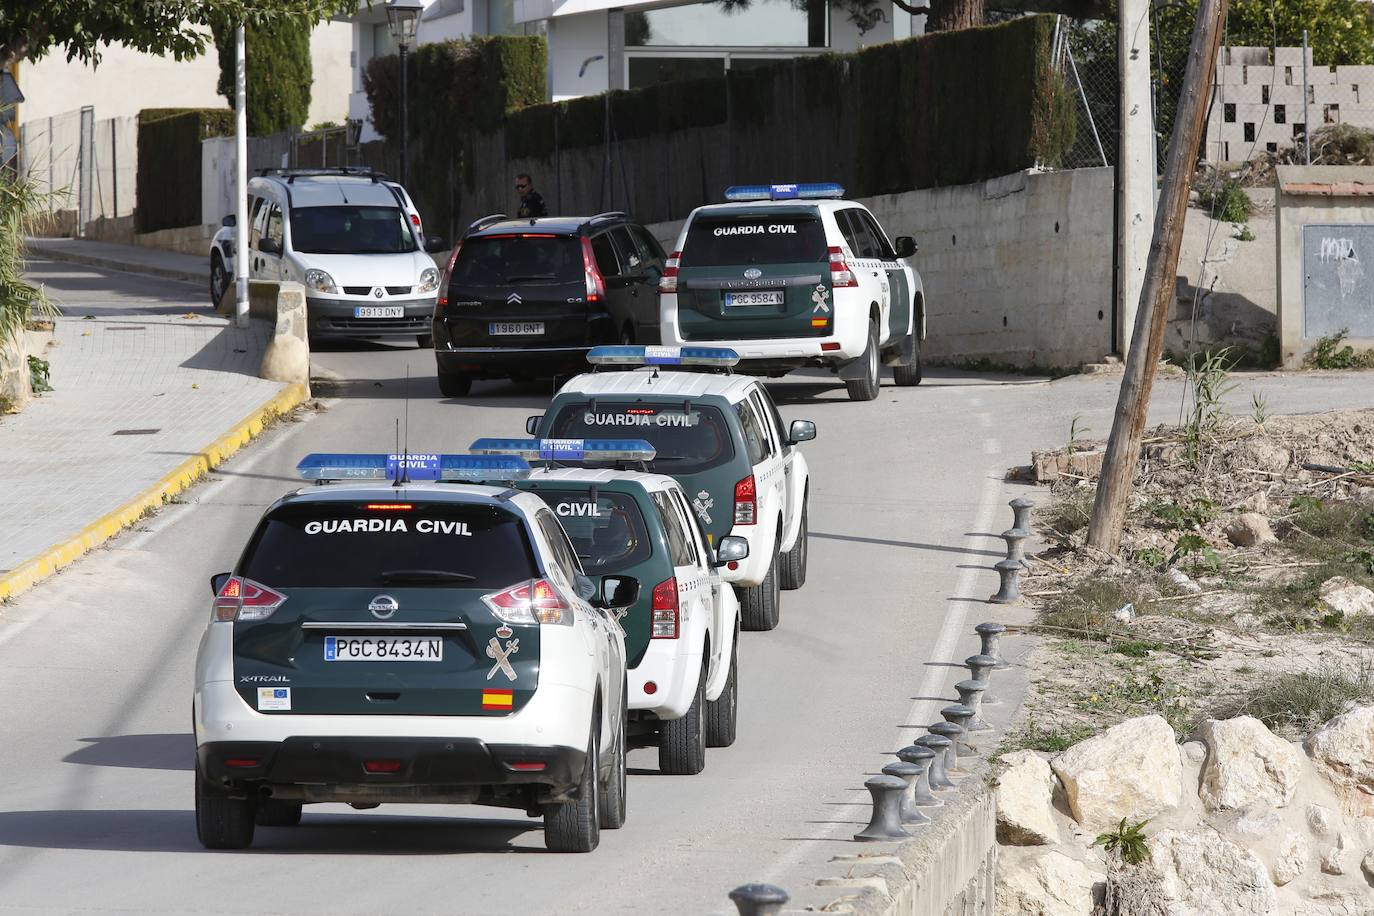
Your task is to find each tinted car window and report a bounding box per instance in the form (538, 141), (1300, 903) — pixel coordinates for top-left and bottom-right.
(549, 402), (735, 473)
(591, 233), (621, 276)
(858, 210), (897, 259)
(631, 225), (666, 262)
(239, 503), (537, 588)
(838, 209), (881, 259)
(734, 400), (767, 465)
(290, 206), (417, 254)
(451, 234), (582, 286)
(265, 205), (284, 248)
(536, 510), (584, 587)
(608, 227), (644, 273)
(531, 489), (652, 571)
(651, 492), (695, 567)
(681, 213), (827, 267)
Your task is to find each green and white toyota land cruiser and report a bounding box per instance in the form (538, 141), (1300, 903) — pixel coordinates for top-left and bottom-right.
(658, 183), (926, 401)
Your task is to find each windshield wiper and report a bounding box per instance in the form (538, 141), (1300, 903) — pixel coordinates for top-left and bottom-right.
(505, 274), (559, 282)
(380, 569), (477, 583)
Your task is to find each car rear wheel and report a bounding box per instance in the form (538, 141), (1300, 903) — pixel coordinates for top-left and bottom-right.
(599, 687), (628, 829)
(893, 334), (923, 387)
(705, 633), (739, 748)
(209, 253), (228, 308)
(544, 729), (601, 852)
(738, 550), (781, 631)
(844, 319), (881, 402)
(659, 659), (707, 775)
(416, 333), (434, 349)
(256, 799), (303, 827)
(780, 500), (808, 591)
(195, 764), (255, 849)
(437, 371), (472, 398)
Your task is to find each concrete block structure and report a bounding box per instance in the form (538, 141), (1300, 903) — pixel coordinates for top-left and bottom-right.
(1206, 46), (1374, 165)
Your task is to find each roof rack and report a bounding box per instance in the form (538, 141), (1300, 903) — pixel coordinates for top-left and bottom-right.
(256, 166), (391, 184)
(465, 213), (510, 235)
(581, 211), (629, 230)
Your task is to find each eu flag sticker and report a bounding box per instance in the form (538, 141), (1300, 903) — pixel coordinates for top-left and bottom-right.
(325, 636), (337, 661)
(257, 687), (291, 711)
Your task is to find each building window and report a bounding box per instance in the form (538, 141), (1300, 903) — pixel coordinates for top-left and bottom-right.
(626, 0), (828, 49)
(1243, 122), (1255, 143)
(628, 56), (726, 87)
(1223, 102), (1236, 123)
(1293, 122), (1306, 138)
(1284, 65), (1293, 86)
(1266, 142), (1278, 152)
(1274, 104), (1285, 124)
(1224, 141), (1230, 160)
(1261, 84), (1269, 104)
(1324, 103), (1340, 124)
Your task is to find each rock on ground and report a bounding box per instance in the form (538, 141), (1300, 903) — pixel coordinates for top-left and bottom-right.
(1147, 827), (1278, 915)
(1051, 715), (1183, 832)
(1197, 716), (1304, 812)
(1271, 830), (1309, 886)
(995, 849), (1098, 916)
(996, 751), (1061, 846)
(1304, 705), (1374, 818)
(1318, 577), (1374, 618)
(1320, 833), (1352, 875)
(1224, 513), (1276, 547)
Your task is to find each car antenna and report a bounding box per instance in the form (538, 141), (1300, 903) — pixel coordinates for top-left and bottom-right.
(393, 418), (402, 486)
(399, 366), (412, 486)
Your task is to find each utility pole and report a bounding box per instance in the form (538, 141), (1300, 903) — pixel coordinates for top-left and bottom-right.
(1087, 0), (1229, 552)
(1302, 29), (1312, 165)
(1116, 0), (1154, 353)
(234, 25), (249, 329)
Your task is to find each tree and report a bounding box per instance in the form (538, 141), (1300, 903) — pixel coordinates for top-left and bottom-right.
(212, 18), (313, 135)
(1228, 0), (1374, 65)
(0, 1), (355, 69)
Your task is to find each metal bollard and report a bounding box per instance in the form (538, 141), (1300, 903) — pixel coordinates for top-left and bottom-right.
(896, 745), (941, 806)
(954, 679), (991, 731)
(975, 621), (1010, 670)
(915, 734), (957, 789)
(881, 760), (931, 826)
(729, 884), (790, 916)
(1009, 496), (1034, 532)
(854, 774), (913, 841)
(965, 653), (1000, 704)
(939, 705), (978, 755)
(929, 720), (968, 769)
(1001, 527), (1031, 565)
(990, 558), (1024, 604)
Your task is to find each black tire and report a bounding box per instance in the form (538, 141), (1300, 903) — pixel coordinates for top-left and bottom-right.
(544, 730), (601, 852)
(209, 253), (228, 308)
(705, 633), (739, 748)
(780, 501), (808, 591)
(416, 333), (434, 349)
(599, 689), (628, 829)
(255, 799), (303, 827)
(659, 660), (707, 775)
(194, 765), (255, 850)
(894, 334), (923, 387)
(844, 319), (881, 402)
(738, 550), (781, 632)
(437, 371), (472, 398)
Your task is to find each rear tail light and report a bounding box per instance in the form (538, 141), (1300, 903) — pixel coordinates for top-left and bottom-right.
(733, 475), (757, 526)
(651, 577), (679, 639)
(507, 761), (547, 772)
(580, 236), (607, 303)
(482, 577), (574, 626)
(363, 759), (403, 774)
(828, 246), (858, 289)
(436, 240), (462, 310)
(213, 576), (287, 622)
(660, 250), (681, 292)
(224, 757), (261, 768)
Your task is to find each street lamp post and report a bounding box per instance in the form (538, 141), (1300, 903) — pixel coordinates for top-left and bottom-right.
(386, 0), (422, 187)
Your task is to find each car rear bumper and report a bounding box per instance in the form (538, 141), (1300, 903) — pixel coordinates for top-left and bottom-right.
(434, 345), (595, 378)
(629, 644), (702, 717)
(307, 296), (436, 338)
(660, 301), (866, 364)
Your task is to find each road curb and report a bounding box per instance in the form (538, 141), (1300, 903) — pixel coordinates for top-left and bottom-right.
(26, 240), (204, 286)
(0, 381), (309, 602)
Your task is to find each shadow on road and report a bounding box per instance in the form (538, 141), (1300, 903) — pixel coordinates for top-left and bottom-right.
(64, 733), (194, 771)
(811, 531), (1004, 559)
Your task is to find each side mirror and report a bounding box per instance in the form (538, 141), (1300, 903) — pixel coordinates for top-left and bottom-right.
(714, 535), (750, 567)
(210, 572), (232, 595)
(526, 415), (542, 436)
(788, 419), (817, 444)
(425, 235), (448, 253)
(894, 236), (917, 259)
(594, 575), (640, 610)
(222, 214), (236, 228)
(259, 237), (282, 255)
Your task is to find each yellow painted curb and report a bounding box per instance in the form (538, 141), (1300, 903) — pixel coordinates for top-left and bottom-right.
(0, 381), (310, 603)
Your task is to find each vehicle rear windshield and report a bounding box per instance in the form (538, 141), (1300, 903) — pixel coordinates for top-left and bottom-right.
(530, 489), (652, 571)
(451, 235), (582, 286)
(239, 503), (537, 588)
(681, 213), (827, 268)
(548, 403), (735, 473)
(289, 206), (418, 254)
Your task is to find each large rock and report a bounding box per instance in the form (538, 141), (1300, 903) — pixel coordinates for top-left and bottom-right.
(1320, 833), (1352, 875)
(995, 849), (1098, 916)
(1147, 827), (1278, 915)
(1197, 716), (1304, 811)
(1224, 513), (1276, 547)
(1272, 830), (1309, 886)
(1318, 577), (1374, 618)
(1051, 715), (1183, 831)
(996, 751), (1061, 846)
(1305, 705), (1374, 818)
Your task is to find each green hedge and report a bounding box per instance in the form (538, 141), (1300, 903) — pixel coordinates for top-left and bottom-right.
(135, 108), (233, 233)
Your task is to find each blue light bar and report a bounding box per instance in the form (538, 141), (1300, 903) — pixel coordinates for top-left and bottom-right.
(723, 182), (846, 202)
(295, 453), (530, 482)
(470, 438), (657, 462)
(586, 345), (739, 368)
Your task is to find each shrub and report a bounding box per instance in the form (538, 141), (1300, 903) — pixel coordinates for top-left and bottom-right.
(135, 109), (233, 232)
(1216, 665), (1374, 738)
(1196, 177), (1252, 223)
(212, 17), (312, 135)
(1305, 329), (1374, 369)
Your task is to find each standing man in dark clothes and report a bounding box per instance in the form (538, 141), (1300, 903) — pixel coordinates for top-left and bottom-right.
(515, 173), (547, 218)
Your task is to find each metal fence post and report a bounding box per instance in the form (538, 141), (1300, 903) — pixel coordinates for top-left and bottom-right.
(78, 105), (94, 235)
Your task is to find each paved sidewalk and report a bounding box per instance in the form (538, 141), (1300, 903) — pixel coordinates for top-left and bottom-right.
(26, 236), (209, 286)
(0, 254), (304, 598)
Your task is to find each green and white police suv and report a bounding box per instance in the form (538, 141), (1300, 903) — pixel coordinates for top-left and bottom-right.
(527, 346), (815, 632)
(658, 182), (926, 401)
(193, 453), (639, 854)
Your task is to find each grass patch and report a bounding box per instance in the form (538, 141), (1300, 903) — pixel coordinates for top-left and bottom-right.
(1043, 490), (1094, 538)
(1213, 664), (1374, 738)
(1039, 576), (1156, 635)
(996, 719), (1100, 758)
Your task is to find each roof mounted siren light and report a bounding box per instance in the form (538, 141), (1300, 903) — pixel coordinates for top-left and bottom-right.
(586, 345), (740, 372)
(470, 438), (657, 464)
(295, 453), (532, 483)
(723, 182), (846, 202)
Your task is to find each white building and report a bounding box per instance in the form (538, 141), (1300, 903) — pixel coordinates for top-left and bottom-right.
(346, 0), (923, 141)
(1206, 45), (1374, 164)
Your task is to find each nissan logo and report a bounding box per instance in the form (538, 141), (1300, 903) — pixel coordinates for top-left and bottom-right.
(373, 288), (384, 298)
(368, 595), (399, 619)
(744, 268), (762, 280)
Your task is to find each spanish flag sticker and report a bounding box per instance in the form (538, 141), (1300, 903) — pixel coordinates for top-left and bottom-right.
(482, 689), (513, 710)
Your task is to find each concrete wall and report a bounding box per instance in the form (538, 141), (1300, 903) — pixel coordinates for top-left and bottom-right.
(549, 12), (611, 101)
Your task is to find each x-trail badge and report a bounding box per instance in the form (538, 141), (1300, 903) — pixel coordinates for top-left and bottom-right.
(368, 595), (399, 619)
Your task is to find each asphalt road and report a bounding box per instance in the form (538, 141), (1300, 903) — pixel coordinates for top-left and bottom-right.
(1, 266), (1370, 914)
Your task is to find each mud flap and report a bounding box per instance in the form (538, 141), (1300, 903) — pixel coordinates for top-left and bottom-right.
(837, 352), (871, 380)
(883, 332), (916, 368)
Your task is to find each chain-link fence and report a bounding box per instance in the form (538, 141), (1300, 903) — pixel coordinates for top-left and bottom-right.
(19, 107), (137, 232)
